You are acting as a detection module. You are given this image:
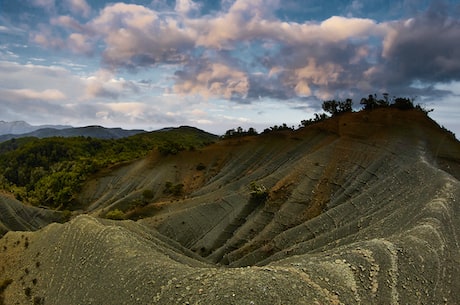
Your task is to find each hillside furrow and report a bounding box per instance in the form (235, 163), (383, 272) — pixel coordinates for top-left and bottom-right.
(1, 109), (460, 304)
(0, 194), (62, 236)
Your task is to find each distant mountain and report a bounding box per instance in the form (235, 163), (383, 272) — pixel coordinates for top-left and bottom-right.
(0, 120), (71, 135)
(0, 125), (146, 142)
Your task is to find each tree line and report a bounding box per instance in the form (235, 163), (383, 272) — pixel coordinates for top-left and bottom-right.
(223, 94), (433, 138)
(0, 128), (217, 209)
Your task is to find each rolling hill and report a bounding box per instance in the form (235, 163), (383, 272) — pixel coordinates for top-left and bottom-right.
(0, 108), (459, 304)
(0, 121), (71, 136)
(0, 125), (146, 143)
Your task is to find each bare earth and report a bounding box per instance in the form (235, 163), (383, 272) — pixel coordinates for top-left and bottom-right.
(1, 109), (459, 304)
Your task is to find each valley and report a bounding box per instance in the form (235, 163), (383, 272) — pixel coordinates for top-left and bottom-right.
(1, 108), (459, 304)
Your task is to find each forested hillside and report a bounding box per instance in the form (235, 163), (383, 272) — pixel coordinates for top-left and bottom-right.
(0, 126), (217, 209)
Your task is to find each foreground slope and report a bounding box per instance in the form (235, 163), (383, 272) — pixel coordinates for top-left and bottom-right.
(1, 109), (459, 304)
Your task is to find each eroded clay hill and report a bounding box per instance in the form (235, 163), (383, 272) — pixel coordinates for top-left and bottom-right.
(1, 108), (459, 304)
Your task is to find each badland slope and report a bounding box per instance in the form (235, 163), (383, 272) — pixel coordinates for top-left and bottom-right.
(1, 108), (459, 304)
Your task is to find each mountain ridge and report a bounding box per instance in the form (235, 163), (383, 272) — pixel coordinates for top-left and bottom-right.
(0, 124), (147, 143)
(0, 120), (71, 135)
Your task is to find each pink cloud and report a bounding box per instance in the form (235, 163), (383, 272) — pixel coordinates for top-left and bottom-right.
(174, 62), (249, 99)
(66, 0), (91, 17)
(3, 88), (66, 101)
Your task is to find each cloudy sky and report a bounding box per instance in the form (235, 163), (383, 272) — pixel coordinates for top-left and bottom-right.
(1, 0), (460, 135)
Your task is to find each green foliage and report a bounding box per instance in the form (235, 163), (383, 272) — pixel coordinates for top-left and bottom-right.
(249, 181), (269, 204)
(262, 123), (294, 134)
(60, 210), (73, 223)
(163, 181), (184, 196)
(300, 113), (329, 127)
(0, 127), (217, 210)
(157, 141), (185, 155)
(391, 97), (414, 110)
(222, 126), (258, 139)
(142, 189), (154, 204)
(322, 98), (353, 116)
(105, 209), (125, 220)
(142, 189), (154, 200)
(360, 93), (426, 112)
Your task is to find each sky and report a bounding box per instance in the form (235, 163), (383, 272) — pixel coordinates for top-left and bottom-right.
(1, 0), (460, 135)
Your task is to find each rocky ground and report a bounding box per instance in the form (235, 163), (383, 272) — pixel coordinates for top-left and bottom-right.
(1, 109), (459, 304)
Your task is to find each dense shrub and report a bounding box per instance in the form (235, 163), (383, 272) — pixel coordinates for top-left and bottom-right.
(105, 209), (125, 220)
(163, 181), (184, 196)
(249, 181), (269, 204)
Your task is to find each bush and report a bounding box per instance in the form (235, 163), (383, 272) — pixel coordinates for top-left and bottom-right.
(196, 163), (206, 171)
(142, 189), (154, 201)
(105, 209), (125, 220)
(163, 181), (184, 196)
(158, 141), (185, 155)
(249, 181), (269, 204)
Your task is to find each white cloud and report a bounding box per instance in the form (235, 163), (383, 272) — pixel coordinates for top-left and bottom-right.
(68, 33), (93, 54)
(174, 62), (249, 99)
(88, 3), (195, 68)
(66, 0), (91, 17)
(83, 69), (139, 99)
(1, 88), (66, 101)
(175, 0), (200, 15)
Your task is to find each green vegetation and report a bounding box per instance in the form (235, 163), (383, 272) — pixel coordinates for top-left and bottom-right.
(105, 209), (125, 220)
(359, 93), (433, 113)
(142, 189), (154, 202)
(262, 123), (295, 134)
(0, 126), (217, 210)
(249, 181), (269, 204)
(322, 98), (353, 116)
(163, 181), (184, 196)
(222, 126), (258, 139)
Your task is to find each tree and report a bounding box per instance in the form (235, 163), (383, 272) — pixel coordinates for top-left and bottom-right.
(360, 94), (377, 110)
(322, 99), (353, 116)
(322, 100), (339, 116)
(392, 97), (414, 110)
(338, 98), (353, 113)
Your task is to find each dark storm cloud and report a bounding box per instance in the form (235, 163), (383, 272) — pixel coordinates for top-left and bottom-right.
(369, 3), (460, 89)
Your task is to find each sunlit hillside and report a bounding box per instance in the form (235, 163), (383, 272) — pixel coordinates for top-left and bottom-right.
(1, 107), (459, 304)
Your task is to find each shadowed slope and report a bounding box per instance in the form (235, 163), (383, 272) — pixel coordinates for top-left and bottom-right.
(0, 194), (62, 236)
(0, 109), (459, 304)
